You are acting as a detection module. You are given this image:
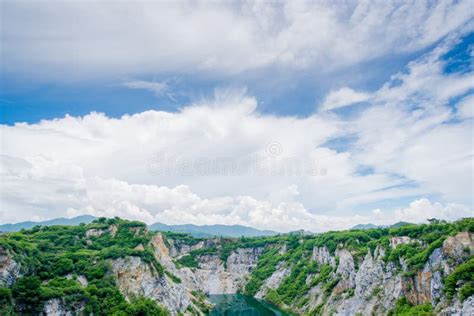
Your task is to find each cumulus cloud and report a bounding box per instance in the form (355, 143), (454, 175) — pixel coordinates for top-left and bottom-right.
(321, 87), (370, 111)
(1, 154), (469, 231)
(393, 198), (473, 223)
(0, 154), (372, 232)
(1, 90), (412, 216)
(2, 0), (473, 79)
(0, 28), (473, 230)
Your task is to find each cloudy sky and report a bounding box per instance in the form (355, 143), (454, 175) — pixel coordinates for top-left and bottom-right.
(1, 0), (473, 232)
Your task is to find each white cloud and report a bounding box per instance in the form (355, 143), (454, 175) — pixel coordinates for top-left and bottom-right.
(1, 32), (473, 230)
(1, 91), (412, 216)
(393, 198), (473, 223)
(321, 87), (370, 111)
(372, 209), (381, 215)
(0, 154), (373, 232)
(348, 37), (474, 207)
(457, 94), (474, 119)
(122, 80), (169, 96)
(2, 0), (473, 79)
(1, 154), (469, 231)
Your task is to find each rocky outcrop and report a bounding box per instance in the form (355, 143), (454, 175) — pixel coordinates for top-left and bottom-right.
(390, 236), (413, 249)
(304, 232), (474, 315)
(312, 246), (336, 267)
(405, 232), (473, 307)
(255, 263), (290, 299)
(443, 231), (473, 259)
(176, 248), (263, 295)
(76, 275), (88, 287)
(65, 274), (88, 287)
(315, 247), (403, 315)
(150, 233), (171, 260)
(334, 248), (356, 292)
(167, 237), (222, 258)
(42, 298), (85, 316)
(149, 234), (263, 296)
(111, 256), (198, 315)
(227, 247), (263, 283)
(43, 299), (68, 316)
(0, 246), (20, 286)
(438, 296), (474, 315)
(85, 228), (105, 238)
(154, 230), (463, 315)
(109, 224), (118, 237)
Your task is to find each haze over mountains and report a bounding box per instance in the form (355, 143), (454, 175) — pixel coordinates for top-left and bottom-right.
(0, 215), (418, 236)
(350, 222), (413, 230)
(148, 222), (278, 238)
(0, 215), (97, 232)
(0, 216), (278, 237)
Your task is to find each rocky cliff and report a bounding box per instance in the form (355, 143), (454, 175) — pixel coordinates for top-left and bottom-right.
(150, 233), (263, 295)
(141, 226), (473, 315)
(1, 218), (473, 315)
(0, 246), (20, 287)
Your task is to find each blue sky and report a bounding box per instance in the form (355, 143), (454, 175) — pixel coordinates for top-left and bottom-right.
(0, 1), (473, 231)
(0, 43), (424, 124)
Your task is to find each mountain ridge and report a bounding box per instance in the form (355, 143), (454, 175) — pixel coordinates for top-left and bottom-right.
(0, 215), (96, 232)
(0, 217), (472, 315)
(351, 221), (414, 230)
(0, 216), (279, 237)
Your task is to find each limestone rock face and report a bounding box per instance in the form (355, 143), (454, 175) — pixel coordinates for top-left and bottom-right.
(334, 249), (356, 292)
(0, 246), (20, 286)
(390, 236), (413, 249)
(438, 296), (474, 316)
(42, 298), (85, 316)
(168, 237), (221, 257)
(35, 230), (474, 315)
(148, 233), (264, 296)
(319, 232), (474, 315)
(404, 232), (474, 307)
(255, 263), (290, 299)
(111, 256), (194, 315)
(461, 296), (474, 315)
(192, 254), (235, 294)
(322, 247), (403, 315)
(182, 247), (263, 295)
(312, 246), (336, 267)
(43, 299), (68, 316)
(150, 233), (171, 261)
(227, 247), (263, 283)
(354, 250), (384, 298)
(76, 275), (88, 287)
(65, 274), (88, 288)
(85, 228), (105, 238)
(442, 231), (473, 259)
(108, 224), (118, 237)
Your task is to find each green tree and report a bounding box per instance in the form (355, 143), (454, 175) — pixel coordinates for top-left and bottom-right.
(11, 276), (43, 313)
(124, 297), (169, 316)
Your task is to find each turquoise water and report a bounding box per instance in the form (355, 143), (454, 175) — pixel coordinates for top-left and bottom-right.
(208, 294), (287, 316)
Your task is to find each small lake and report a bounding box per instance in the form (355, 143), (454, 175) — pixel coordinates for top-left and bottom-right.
(208, 294), (287, 316)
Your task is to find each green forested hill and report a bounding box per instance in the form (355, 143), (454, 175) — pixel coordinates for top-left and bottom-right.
(0, 217), (473, 315)
(0, 218), (169, 315)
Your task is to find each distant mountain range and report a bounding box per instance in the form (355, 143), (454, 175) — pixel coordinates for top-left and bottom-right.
(0, 215), (413, 236)
(148, 222), (278, 238)
(0, 215), (96, 232)
(351, 223), (378, 230)
(0, 216), (279, 237)
(351, 221), (413, 230)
